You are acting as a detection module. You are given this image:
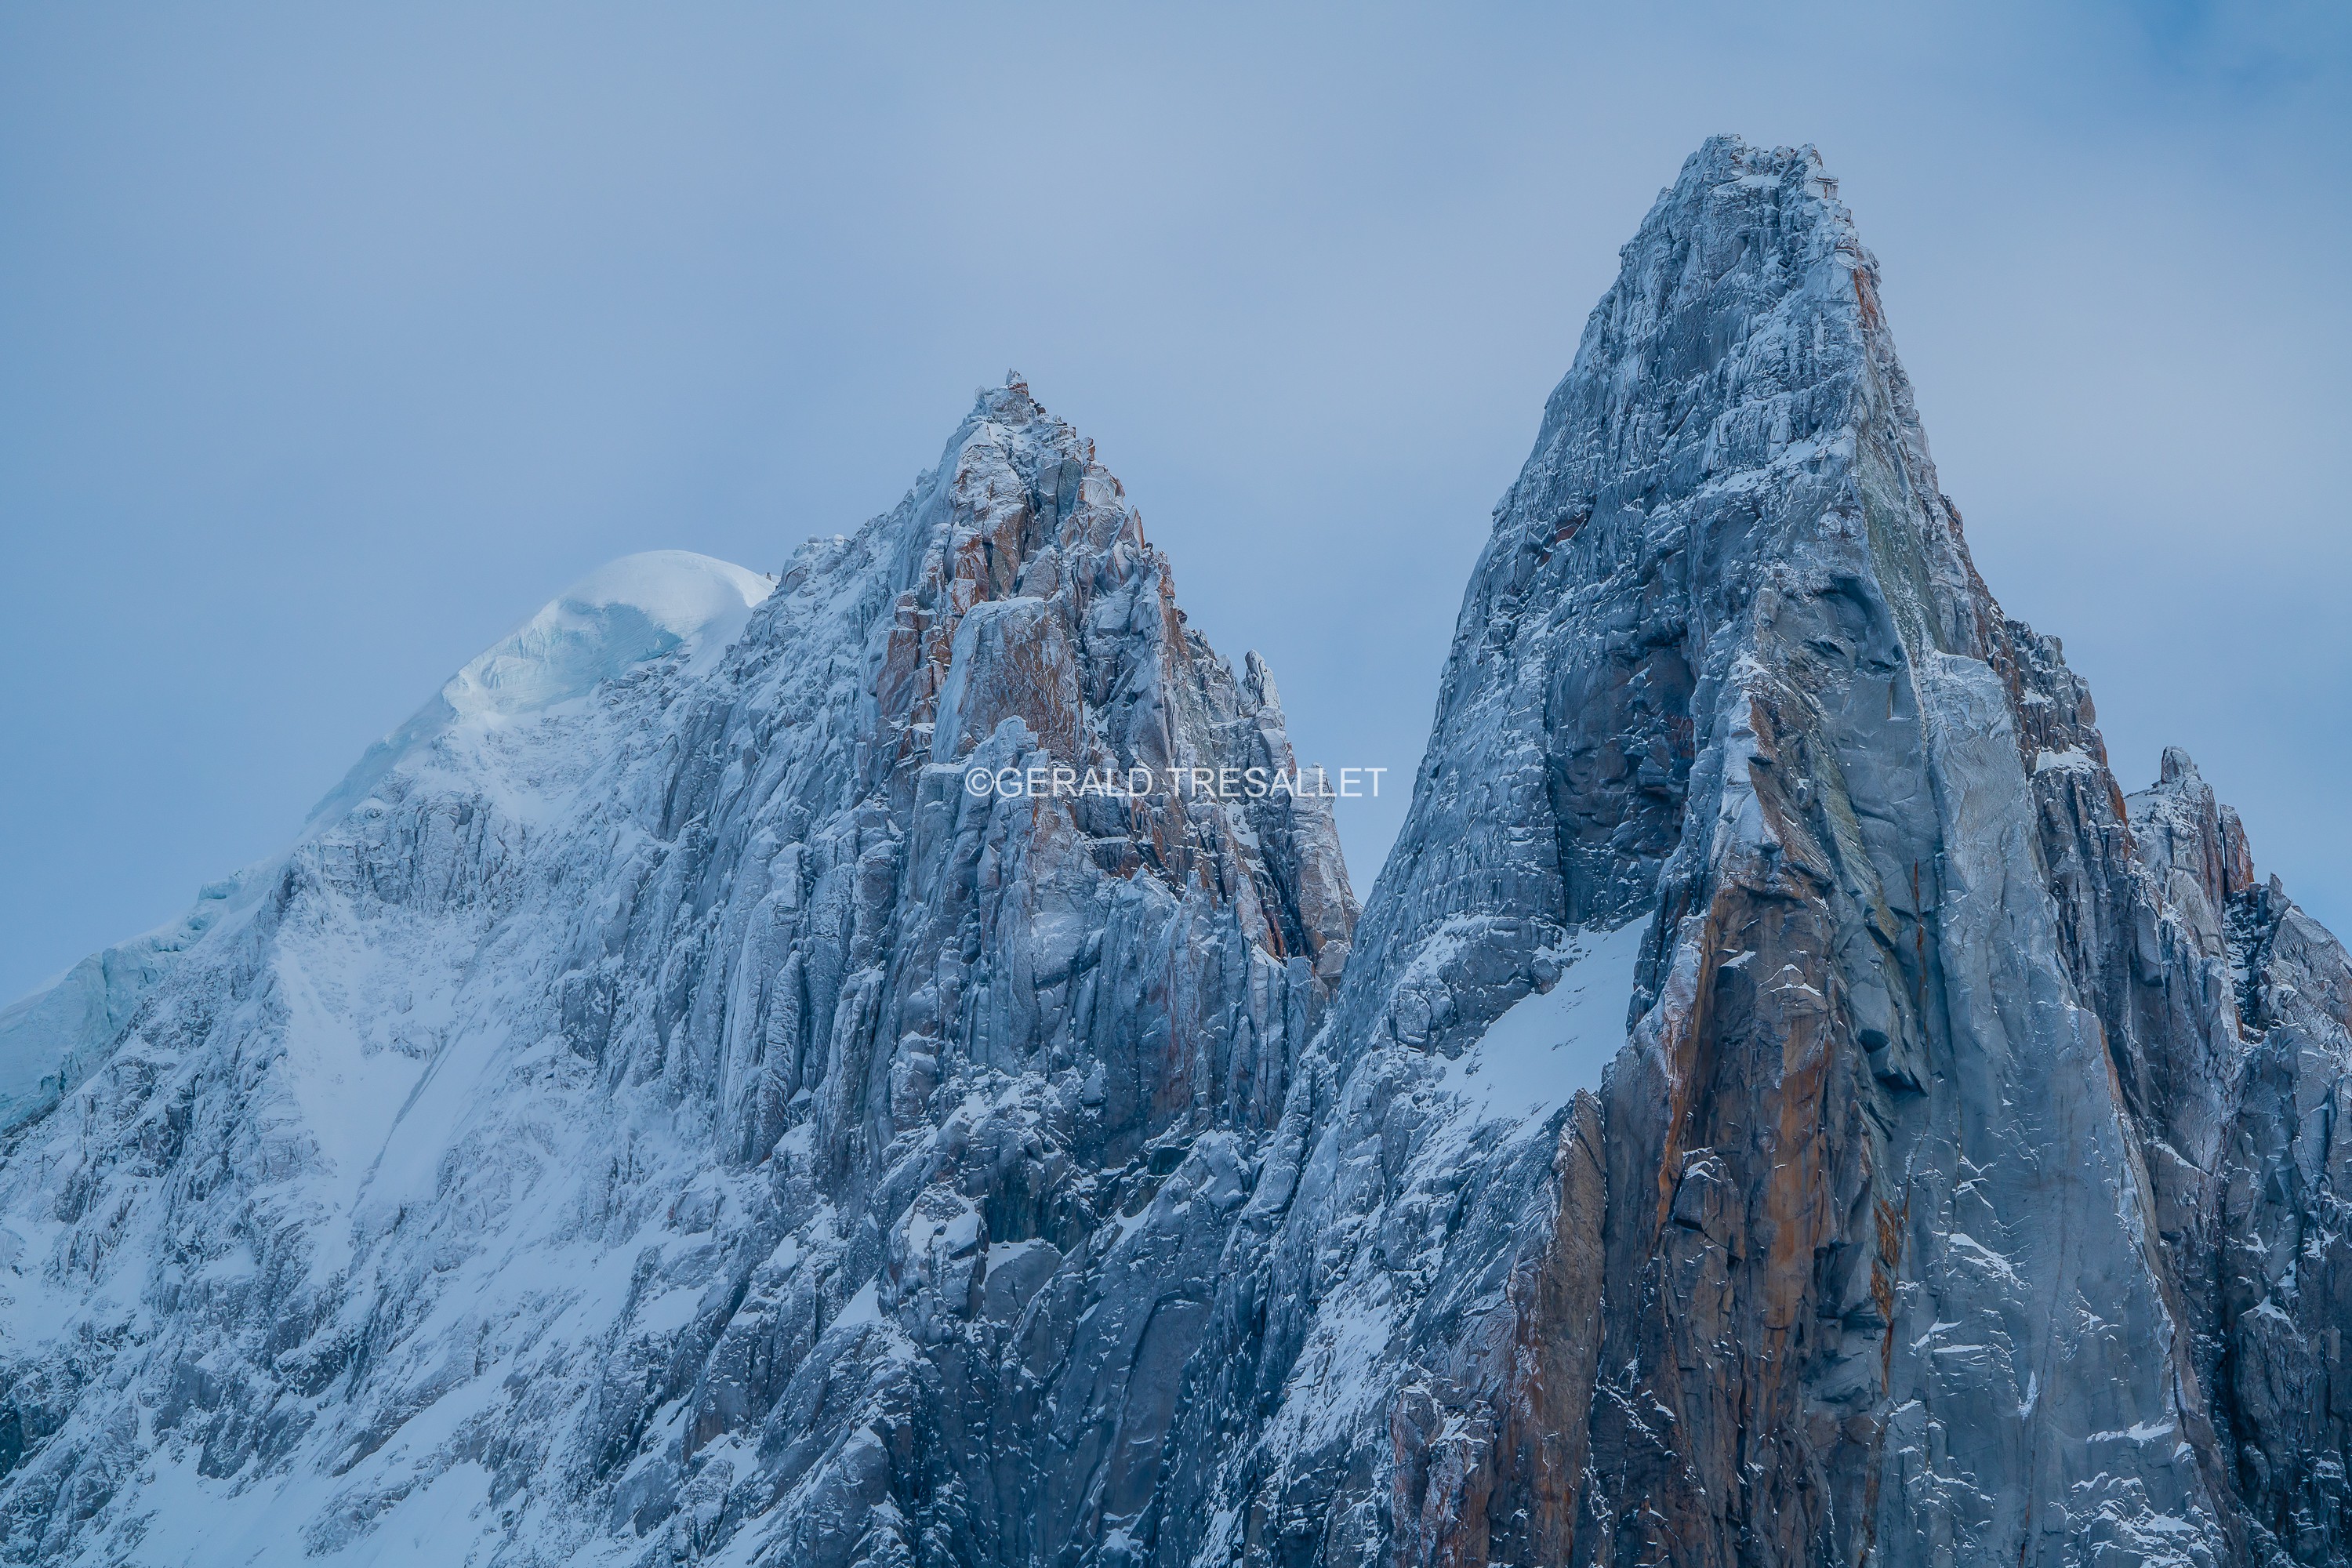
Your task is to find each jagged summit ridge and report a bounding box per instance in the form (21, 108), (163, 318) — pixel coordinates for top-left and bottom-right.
(0, 378), (1356, 1564)
(1330, 132), (1938, 1057)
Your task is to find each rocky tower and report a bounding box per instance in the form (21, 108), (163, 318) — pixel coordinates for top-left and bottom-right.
(1150, 138), (2352, 1568)
(0, 381), (1355, 1565)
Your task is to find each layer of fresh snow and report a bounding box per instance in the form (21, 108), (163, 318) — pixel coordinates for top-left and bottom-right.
(1435, 917), (1646, 1127)
(2034, 746), (2097, 775)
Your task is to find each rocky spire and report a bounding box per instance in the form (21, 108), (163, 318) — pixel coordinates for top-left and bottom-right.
(0, 378), (1356, 1564)
(1157, 136), (2352, 1568)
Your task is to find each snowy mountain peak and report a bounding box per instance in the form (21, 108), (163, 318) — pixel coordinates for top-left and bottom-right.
(0, 376), (1356, 1565)
(1, 551), (777, 1136)
(306, 550), (771, 833)
(448, 548), (773, 720)
(1176, 132), (2352, 1568)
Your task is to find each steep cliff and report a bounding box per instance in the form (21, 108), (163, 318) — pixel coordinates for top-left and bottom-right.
(0, 384), (1354, 1565)
(1149, 137), (2352, 1568)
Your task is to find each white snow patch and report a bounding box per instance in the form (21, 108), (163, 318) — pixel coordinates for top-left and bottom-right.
(1433, 918), (1646, 1131)
(2089, 1418), (2180, 1446)
(833, 1278), (884, 1328)
(1946, 1232), (2024, 1286)
(986, 1238), (1051, 1269)
(634, 1284), (705, 1335)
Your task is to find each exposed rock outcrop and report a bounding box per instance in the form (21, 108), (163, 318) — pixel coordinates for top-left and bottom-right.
(0, 384), (1355, 1565)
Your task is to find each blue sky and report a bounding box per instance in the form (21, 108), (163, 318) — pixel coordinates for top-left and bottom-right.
(2, 2), (2347, 1003)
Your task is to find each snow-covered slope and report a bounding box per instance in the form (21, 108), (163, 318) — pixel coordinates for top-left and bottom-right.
(0, 551), (771, 1138)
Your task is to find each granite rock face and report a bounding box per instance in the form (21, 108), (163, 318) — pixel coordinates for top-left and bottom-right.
(1163, 138), (2352, 1568)
(4, 137), (2350, 1568)
(0, 387), (1355, 1565)
(1163, 137), (2352, 1568)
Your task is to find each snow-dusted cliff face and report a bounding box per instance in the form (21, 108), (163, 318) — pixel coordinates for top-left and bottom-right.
(1152, 137), (2352, 1568)
(6, 136), (2350, 1568)
(0, 387), (1354, 1564)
